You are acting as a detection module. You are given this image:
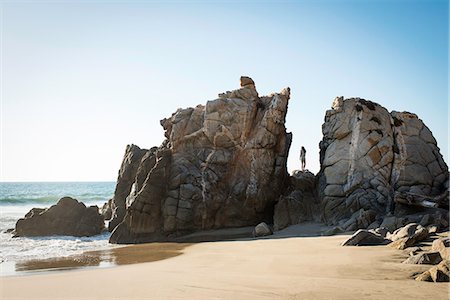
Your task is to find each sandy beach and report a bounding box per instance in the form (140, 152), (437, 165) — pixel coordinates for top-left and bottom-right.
(1, 224), (448, 300)
(2, 1), (448, 299)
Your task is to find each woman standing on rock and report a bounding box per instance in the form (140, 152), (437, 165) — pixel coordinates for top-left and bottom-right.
(300, 146), (306, 171)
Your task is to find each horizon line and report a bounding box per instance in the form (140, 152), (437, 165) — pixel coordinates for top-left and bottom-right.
(0, 180), (116, 183)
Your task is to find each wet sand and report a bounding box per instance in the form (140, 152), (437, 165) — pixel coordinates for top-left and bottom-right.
(12, 242), (190, 274)
(1, 224), (449, 299)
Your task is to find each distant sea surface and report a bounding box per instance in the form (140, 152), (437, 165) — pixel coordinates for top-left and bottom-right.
(0, 182), (115, 275)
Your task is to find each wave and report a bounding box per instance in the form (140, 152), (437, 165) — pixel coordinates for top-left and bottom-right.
(0, 182), (114, 206)
(0, 196), (109, 206)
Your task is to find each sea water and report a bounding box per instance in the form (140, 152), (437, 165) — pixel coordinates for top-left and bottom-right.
(0, 182), (115, 275)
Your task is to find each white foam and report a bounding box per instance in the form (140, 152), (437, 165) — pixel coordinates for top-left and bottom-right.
(0, 231), (114, 263)
(0, 201), (115, 265)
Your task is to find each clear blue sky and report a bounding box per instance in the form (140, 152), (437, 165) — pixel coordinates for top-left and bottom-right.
(1, 0), (448, 181)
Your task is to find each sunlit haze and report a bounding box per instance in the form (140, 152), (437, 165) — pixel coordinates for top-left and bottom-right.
(1, 0), (448, 181)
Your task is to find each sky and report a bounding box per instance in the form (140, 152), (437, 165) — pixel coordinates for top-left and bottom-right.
(0, 0), (448, 181)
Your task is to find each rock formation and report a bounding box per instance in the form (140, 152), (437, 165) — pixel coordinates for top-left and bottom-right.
(318, 97), (448, 228)
(253, 222), (273, 237)
(100, 199), (113, 220)
(105, 82), (448, 244)
(432, 237), (450, 260)
(273, 170), (319, 230)
(14, 197), (104, 237)
(341, 229), (391, 246)
(415, 260), (450, 282)
(108, 144), (151, 231)
(341, 222), (433, 248)
(387, 223), (430, 250)
(403, 251), (442, 265)
(109, 77), (292, 243)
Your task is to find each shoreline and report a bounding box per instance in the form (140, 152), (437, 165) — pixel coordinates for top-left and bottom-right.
(1, 222), (338, 277)
(1, 242), (190, 278)
(1, 222), (332, 277)
(1, 223), (448, 299)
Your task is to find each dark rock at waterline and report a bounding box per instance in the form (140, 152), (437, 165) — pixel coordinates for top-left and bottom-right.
(14, 197), (104, 237)
(100, 198), (113, 221)
(253, 222), (273, 237)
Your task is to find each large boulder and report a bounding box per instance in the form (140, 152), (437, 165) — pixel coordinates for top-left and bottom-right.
(403, 251), (442, 265)
(253, 222), (273, 237)
(387, 223), (428, 241)
(318, 97), (448, 226)
(387, 223), (429, 250)
(14, 197), (104, 237)
(415, 260), (450, 282)
(342, 229), (391, 246)
(432, 237), (450, 260)
(390, 111), (448, 200)
(100, 199), (113, 221)
(109, 77), (292, 243)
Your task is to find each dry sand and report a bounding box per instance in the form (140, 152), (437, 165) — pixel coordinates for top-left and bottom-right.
(1, 223), (449, 300)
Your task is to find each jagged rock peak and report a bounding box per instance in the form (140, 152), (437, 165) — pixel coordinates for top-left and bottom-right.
(108, 76), (292, 243)
(240, 76), (255, 88)
(217, 76), (263, 101)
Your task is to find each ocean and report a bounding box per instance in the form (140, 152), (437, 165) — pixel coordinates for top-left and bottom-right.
(0, 182), (116, 275)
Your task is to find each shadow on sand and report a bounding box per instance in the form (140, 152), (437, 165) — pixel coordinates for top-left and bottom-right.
(175, 221), (346, 242)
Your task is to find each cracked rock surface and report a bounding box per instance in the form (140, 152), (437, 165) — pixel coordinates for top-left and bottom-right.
(109, 77), (291, 243)
(318, 97), (448, 226)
